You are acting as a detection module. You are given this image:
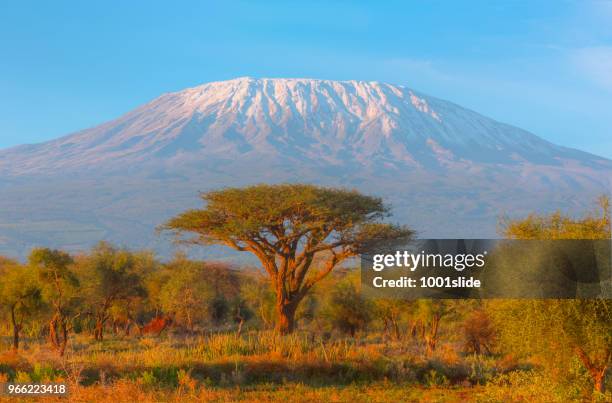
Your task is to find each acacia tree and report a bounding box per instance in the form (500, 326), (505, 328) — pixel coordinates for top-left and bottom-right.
(29, 248), (79, 356)
(163, 184), (412, 334)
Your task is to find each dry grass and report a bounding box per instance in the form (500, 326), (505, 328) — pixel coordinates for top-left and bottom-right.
(0, 331), (606, 402)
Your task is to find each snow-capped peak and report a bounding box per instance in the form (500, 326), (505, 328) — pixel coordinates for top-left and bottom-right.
(0, 78), (608, 175)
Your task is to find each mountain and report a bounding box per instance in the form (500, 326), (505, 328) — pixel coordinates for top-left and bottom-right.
(1, 78), (610, 258)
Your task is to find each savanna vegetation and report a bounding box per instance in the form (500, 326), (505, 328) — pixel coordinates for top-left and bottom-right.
(0, 185), (610, 402)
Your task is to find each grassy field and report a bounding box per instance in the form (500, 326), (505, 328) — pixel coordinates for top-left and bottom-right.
(0, 330), (602, 403)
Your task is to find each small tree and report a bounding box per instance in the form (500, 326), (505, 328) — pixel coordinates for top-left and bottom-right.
(163, 184), (412, 334)
(495, 196), (611, 394)
(107, 254), (158, 336)
(159, 261), (215, 331)
(463, 308), (496, 355)
(29, 248), (80, 356)
(79, 242), (146, 340)
(374, 298), (415, 341)
(322, 274), (372, 336)
(158, 255), (241, 331)
(0, 262), (44, 350)
(241, 273), (276, 329)
(417, 300), (450, 355)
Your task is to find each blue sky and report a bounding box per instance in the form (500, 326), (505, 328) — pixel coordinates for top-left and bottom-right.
(1, 1), (611, 157)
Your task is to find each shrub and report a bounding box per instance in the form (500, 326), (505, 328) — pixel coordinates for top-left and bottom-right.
(463, 309), (496, 354)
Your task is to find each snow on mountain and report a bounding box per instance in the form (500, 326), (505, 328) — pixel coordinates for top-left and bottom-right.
(0, 78), (610, 258)
(2, 77), (608, 175)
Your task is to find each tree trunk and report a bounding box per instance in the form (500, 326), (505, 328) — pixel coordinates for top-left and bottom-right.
(10, 307), (21, 351)
(49, 314), (60, 349)
(392, 320), (400, 341)
(275, 302), (297, 335)
(58, 319), (69, 357)
(187, 312), (193, 333)
(237, 318), (245, 337)
(94, 317), (104, 341)
(409, 321), (418, 338)
(259, 306), (272, 329)
(13, 325), (20, 351)
(49, 313), (69, 356)
(425, 314), (441, 355)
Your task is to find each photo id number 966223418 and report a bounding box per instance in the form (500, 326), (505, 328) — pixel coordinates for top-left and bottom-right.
(1, 383), (68, 396)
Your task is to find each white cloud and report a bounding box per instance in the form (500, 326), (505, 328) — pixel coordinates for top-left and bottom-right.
(572, 46), (612, 90)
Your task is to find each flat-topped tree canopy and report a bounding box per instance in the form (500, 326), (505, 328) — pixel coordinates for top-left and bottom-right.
(162, 183), (412, 334)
